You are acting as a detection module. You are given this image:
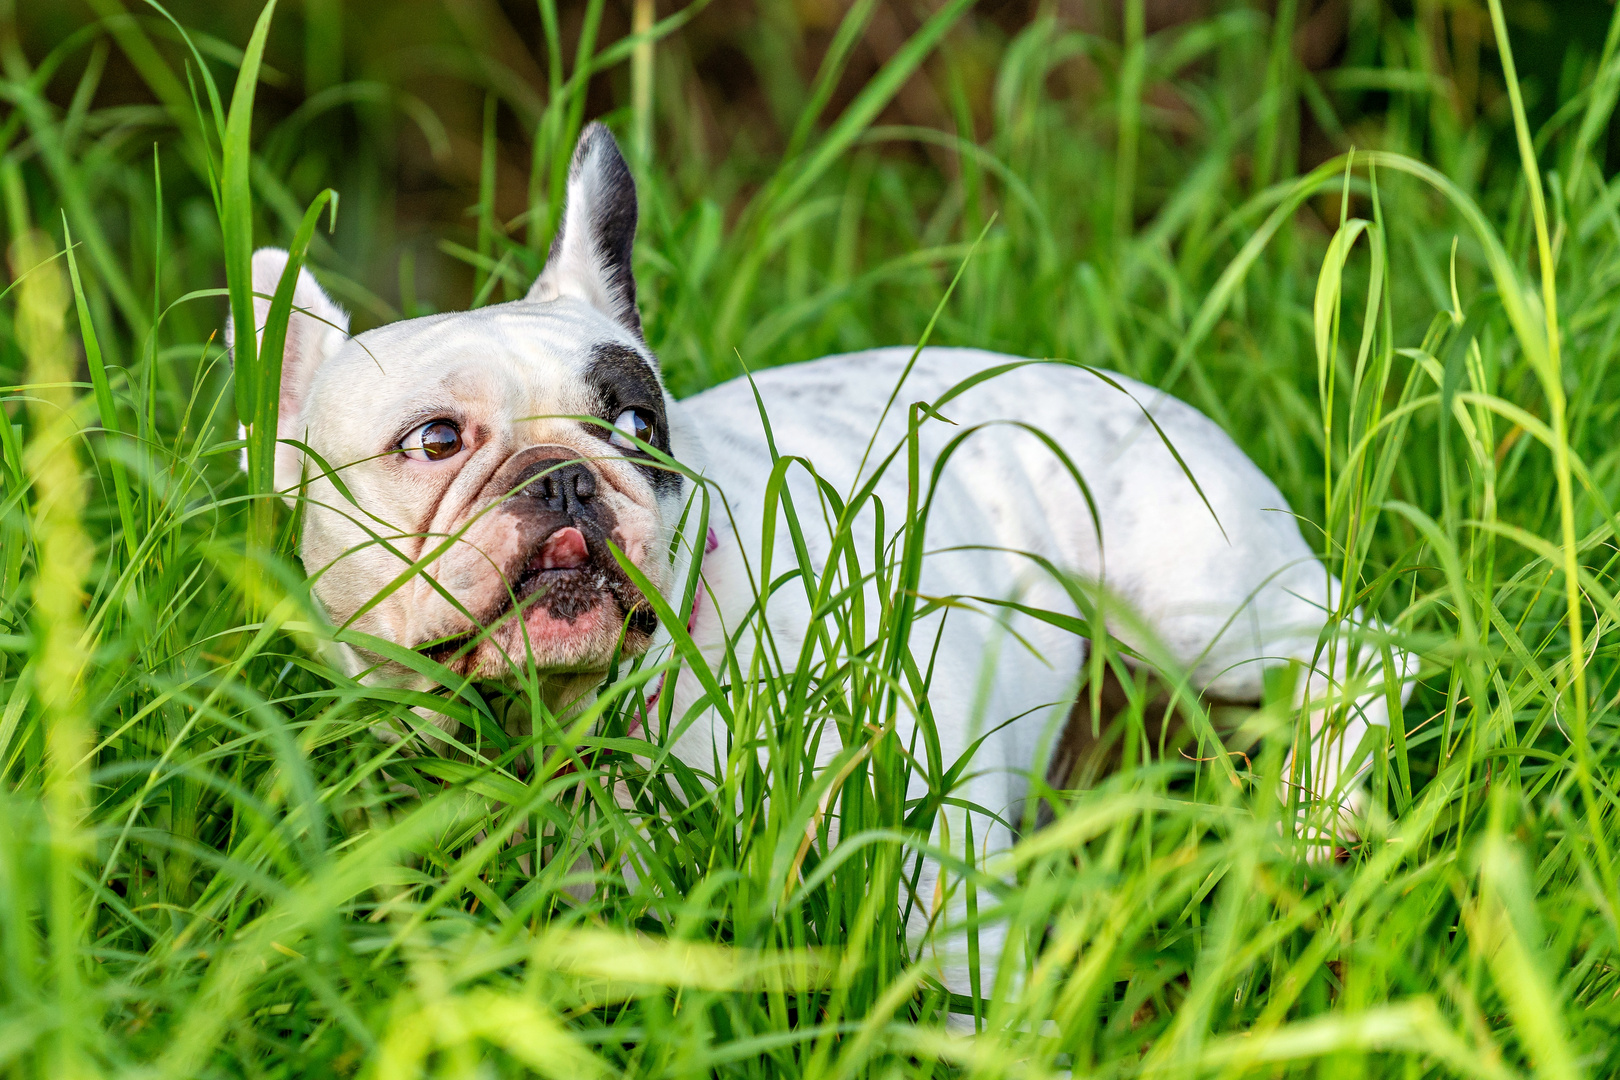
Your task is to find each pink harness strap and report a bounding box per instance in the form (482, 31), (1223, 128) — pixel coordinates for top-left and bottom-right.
(628, 524), (718, 739)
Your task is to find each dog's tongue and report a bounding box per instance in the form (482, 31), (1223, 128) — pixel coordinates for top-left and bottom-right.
(538, 526), (588, 570)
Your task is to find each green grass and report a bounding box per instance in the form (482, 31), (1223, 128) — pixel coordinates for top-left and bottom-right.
(3, 0), (1620, 1075)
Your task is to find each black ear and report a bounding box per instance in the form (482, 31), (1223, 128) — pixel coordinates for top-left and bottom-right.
(527, 123), (642, 337)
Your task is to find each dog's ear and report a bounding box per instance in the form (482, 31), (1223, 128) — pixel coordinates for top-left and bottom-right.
(225, 248), (350, 494)
(527, 123), (642, 338)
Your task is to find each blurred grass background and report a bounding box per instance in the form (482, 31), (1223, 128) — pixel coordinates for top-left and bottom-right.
(4, 0), (1620, 1076)
(7, 1), (1610, 378)
(5, 0), (1616, 471)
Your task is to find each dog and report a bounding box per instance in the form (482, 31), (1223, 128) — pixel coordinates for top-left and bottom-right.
(229, 122), (1411, 1009)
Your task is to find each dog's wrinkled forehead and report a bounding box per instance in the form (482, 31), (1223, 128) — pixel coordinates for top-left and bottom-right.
(302, 297), (660, 452)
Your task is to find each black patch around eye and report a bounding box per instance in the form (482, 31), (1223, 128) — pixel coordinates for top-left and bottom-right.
(587, 341), (680, 496)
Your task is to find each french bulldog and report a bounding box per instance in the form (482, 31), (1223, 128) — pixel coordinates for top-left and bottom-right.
(229, 122), (1412, 1008)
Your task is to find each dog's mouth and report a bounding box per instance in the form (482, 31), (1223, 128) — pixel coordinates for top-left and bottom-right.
(526, 524), (589, 574)
(416, 523), (658, 672)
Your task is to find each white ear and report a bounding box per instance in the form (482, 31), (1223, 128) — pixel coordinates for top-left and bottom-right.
(225, 248), (350, 495)
(526, 123), (642, 337)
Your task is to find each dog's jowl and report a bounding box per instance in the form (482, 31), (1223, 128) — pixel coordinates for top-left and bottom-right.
(229, 122), (1411, 1009)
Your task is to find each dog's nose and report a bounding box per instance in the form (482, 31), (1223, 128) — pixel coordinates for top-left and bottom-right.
(519, 458), (596, 515)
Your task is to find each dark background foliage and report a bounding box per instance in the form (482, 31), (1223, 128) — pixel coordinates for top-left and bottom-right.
(7, 0), (1610, 348)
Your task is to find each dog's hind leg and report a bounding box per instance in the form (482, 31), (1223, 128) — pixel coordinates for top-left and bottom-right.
(1212, 566), (1416, 848)
(1107, 557), (1415, 850)
(1279, 627), (1417, 846)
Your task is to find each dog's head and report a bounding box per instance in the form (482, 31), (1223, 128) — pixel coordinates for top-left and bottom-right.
(230, 124), (696, 682)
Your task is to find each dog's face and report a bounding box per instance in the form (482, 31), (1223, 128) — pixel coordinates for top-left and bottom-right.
(231, 125), (694, 682)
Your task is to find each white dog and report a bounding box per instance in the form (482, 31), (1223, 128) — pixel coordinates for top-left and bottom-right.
(231, 123), (1410, 1007)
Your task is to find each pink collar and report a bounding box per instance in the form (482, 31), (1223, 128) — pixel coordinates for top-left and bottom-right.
(630, 525), (718, 738)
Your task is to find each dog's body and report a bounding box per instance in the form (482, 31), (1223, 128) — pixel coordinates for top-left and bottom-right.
(676, 341), (1372, 789)
(671, 347), (1400, 991)
(233, 124), (1408, 1004)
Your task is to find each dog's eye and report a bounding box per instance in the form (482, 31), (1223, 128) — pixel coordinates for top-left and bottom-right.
(609, 408), (654, 451)
(401, 419), (463, 461)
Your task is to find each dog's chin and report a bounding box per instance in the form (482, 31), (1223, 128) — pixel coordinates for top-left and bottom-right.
(501, 590), (630, 668)
(437, 569), (657, 680)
